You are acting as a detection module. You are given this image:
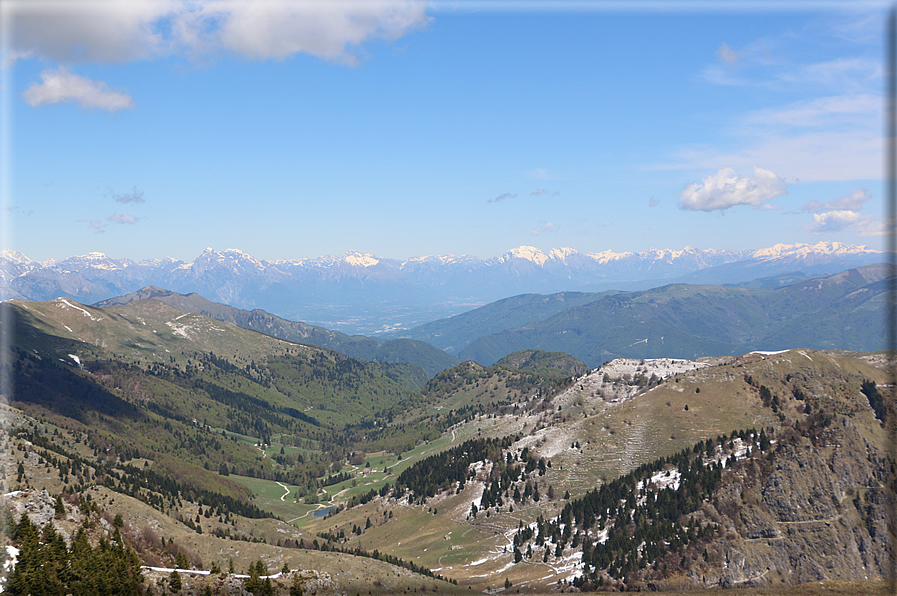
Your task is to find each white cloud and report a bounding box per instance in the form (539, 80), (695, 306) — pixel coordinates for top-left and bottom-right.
(802, 188), (871, 213)
(12, 0), (176, 63)
(531, 189), (547, 196)
(648, 197), (659, 207)
(10, 0), (430, 65)
(211, 1), (430, 64)
(488, 192), (516, 204)
(22, 68), (134, 111)
(716, 42), (739, 65)
(664, 129), (881, 182)
(661, 91), (881, 182)
(804, 210), (871, 234)
(679, 166), (786, 212)
(805, 210), (894, 237)
(1, 49), (34, 69)
(529, 222), (558, 235)
(783, 57), (881, 88)
(108, 213), (140, 224)
(745, 94), (879, 129)
(684, 19), (883, 183)
(87, 220), (104, 233)
(829, 13), (881, 45)
(108, 187), (146, 204)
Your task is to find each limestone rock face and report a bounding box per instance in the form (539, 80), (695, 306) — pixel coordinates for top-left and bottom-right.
(2, 489), (79, 544)
(696, 417), (893, 588)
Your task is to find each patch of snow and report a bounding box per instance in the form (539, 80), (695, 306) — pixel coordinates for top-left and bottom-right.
(1, 545), (19, 591)
(493, 561), (516, 574)
(55, 298), (98, 321)
(141, 566), (211, 576)
(638, 468), (681, 492)
(5, 545), (18, 566)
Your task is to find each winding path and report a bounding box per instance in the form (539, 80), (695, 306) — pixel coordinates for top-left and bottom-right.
(276, 481), (291, 502)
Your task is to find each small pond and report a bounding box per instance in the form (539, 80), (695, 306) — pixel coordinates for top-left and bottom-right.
(312, 506), (337, 518)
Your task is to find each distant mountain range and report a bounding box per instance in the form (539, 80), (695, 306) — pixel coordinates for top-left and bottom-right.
(2, 241), (885, 334)
(433, 263), (892, 367)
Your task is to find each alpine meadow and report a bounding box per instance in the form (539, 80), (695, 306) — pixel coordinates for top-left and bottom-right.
(0, 2), (895, 595)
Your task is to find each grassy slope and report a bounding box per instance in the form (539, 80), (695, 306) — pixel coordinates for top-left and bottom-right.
(95, 287), (461, 375)
(298, 349), (890, 592)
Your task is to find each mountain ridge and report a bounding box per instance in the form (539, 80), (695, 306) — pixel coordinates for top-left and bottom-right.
(93, 286), (459, 377)
(3, 241), (886, 335)
(2, 289), (893, 593)
(452, 263), (893, 366)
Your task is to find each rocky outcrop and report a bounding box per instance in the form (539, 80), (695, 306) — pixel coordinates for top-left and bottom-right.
(693, 416), (893, 588)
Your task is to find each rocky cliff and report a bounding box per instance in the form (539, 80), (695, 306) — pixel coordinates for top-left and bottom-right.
(658, 415), (894, 590)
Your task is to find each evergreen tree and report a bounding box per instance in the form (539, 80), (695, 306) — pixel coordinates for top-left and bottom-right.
(169, 570), (182, 593)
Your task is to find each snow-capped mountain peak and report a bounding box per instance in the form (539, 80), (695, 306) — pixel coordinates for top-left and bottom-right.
(502, 246), (549, 265)
(0, 249), (32, 264)
(341, 252), (380, 268)
(751, 241), (878, 260)
(547, 247), (581, 261)
(586, 249), (634, 264)
(56, 252), (132, 271)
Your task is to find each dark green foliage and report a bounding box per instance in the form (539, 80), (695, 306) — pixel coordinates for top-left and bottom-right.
(861, 380), (887, 423)
(169, 570), (182, 593)
(175, 551), (189, 569)
(393, 435), (520, 503)
(367, 339), (459, 377)
(8, 515), (142, 596)
(54, 495), (65, 519)
(14, 428), (272, 521)
(494, 350), (589, 379)
(552, 434), (769, 587)
(244, 560), (273, 596)
(290, 573), (304, 596)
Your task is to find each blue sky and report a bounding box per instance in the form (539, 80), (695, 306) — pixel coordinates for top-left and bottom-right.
(2, 1), (891, 263)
